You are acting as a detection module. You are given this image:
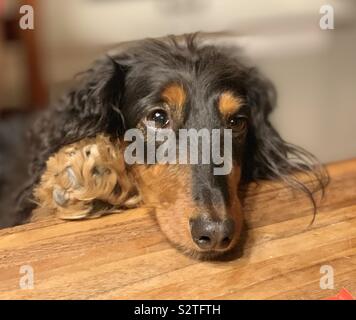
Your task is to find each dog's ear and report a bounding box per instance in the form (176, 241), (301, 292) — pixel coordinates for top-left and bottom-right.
(242, 68), (328, 212)
(60, 56), (128, 140)
(31, 56), (129, 156)
(16, 56), (129, 223)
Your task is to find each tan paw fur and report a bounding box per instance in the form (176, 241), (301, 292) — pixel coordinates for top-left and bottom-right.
(32, 135), (140, 221)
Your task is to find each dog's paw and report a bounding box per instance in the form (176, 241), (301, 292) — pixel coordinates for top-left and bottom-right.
(33, 135), (140, 220)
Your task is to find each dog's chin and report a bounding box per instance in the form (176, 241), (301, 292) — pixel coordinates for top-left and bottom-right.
(191, 249), (233, 261)
(170, 241), (239, 261)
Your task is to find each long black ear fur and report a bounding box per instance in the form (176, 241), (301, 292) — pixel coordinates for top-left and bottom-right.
(242, 67), (329, 221)
(15, 56), (128, 223)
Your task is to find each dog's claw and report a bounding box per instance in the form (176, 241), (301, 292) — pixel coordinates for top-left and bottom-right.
(53, 188), (68, 206)
(66, 167), (80, 189)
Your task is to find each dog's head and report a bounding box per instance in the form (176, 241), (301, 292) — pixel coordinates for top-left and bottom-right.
(30, 34), (327, 259)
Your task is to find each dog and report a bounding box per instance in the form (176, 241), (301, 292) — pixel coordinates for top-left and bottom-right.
(12, 33), (328, 259)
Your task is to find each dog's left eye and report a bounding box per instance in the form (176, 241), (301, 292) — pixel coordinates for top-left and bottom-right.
(146, 108), (170, 129)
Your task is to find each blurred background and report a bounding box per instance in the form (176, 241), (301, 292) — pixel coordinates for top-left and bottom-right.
(0, 0), (355, 163)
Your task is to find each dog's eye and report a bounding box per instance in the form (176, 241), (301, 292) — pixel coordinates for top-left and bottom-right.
(227, 114), (248, 131)
(146, 109), (170, 128)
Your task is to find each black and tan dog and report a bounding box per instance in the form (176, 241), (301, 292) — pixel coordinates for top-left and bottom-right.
(13, 33), (328, 259)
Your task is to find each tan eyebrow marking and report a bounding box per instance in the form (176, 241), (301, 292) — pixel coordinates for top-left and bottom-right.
(161, 83), (186, 111)
(218, 92), (244, 116)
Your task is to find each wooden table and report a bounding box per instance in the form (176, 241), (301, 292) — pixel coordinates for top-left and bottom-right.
(1, 159), (356, 300)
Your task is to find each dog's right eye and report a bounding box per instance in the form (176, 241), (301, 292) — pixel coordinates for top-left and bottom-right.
(146, 109), (170, 129)
(227, 114), (248, 131)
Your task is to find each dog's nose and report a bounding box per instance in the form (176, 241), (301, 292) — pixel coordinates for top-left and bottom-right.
(189, 216), (235, 250)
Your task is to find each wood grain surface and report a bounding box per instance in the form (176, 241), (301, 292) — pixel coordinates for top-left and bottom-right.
(0, 159), (355, 300)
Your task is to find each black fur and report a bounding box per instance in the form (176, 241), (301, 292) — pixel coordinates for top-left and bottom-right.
(0, 115), (32, 227)
(6, 33), (327, 226)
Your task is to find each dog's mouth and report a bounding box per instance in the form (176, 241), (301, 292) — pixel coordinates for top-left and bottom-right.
(172, 239), (241, 261)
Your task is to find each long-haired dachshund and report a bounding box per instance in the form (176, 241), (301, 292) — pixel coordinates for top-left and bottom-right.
(11, 33), (328, 259)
